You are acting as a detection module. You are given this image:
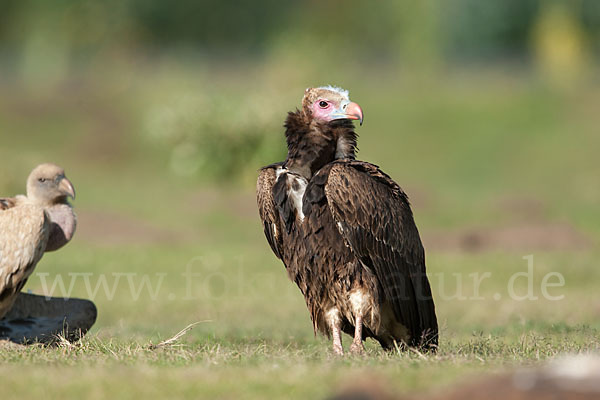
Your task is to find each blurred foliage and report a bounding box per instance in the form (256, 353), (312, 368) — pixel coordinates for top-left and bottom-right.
(142, 88), (286, 181)
(2, 0), (600, 66)
(1, 0), (600, 181)
(532, 2), (590, 88)
(440, 0), (540, 59)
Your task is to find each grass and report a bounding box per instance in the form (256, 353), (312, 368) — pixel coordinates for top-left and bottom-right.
(1, 330), (598, 399)
(1, 62), (599, 399)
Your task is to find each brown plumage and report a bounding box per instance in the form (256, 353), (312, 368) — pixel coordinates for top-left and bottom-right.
(257, 86), (437, 355)
(0, 164), (76, 318)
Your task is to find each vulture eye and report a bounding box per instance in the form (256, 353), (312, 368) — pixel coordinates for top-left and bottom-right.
(38, 178), (46, 183)
(318, 101), (329, 108)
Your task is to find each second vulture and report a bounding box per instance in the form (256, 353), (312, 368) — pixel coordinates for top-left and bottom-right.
(0, 163), (76, 318)
(257, 86), (438, 355)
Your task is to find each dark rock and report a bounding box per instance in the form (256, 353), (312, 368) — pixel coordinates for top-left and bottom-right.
(0, 292), (96, 345)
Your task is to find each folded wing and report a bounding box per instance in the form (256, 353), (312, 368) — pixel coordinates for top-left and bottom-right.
(257, 163), (285, 260)
(0, 204), (50, 318)
(324, 161), (438, 348)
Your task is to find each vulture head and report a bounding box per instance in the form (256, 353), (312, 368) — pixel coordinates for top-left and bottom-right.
(285, 86), (364, 176)
(26, 163), (76, 206)
(302, 86), (363, 126)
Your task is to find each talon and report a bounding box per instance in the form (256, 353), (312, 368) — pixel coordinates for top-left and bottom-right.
(350, 341), (364, 355)
(333, 344), (345, 356)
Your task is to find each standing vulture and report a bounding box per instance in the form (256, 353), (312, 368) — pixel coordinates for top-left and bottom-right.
(257, 87), (437, 355)
(0, 163), (76, 318)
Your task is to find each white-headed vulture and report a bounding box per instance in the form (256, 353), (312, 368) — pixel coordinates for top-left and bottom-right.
(257, 86), (437, 355)
(0, 164), (76, 318)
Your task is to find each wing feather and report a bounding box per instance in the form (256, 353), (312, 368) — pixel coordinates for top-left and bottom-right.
(0, 204), (50, 318)
(324, 161), (438, 348)
(0, 196), (23, 210)
(257, 163), (285, 260)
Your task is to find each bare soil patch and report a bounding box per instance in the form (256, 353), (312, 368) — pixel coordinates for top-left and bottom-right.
(424, 221), (592, 253)
(75, 209), (189, 246)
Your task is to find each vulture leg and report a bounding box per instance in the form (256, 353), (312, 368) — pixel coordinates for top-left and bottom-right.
(349, 290), (367, 354)
(327, 308), (344, 356)
(332, 324), (344, 356)
(349, 313), (365, 355)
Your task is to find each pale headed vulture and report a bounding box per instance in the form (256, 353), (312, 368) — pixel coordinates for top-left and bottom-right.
(257, 86), (437, 355)
(0, 164), (76, 318)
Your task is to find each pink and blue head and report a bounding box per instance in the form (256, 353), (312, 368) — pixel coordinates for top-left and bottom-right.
(302, 86), (363, 125)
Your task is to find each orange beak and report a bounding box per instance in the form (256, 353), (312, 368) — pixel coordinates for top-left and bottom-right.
(343, 102), (364, 125)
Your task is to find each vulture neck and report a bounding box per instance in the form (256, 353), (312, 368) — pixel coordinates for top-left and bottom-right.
(283, 110), (357, 180)
(27, 193), (69, 208)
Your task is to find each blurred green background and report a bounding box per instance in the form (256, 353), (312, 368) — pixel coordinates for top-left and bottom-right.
(1, 1), (599, 399)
